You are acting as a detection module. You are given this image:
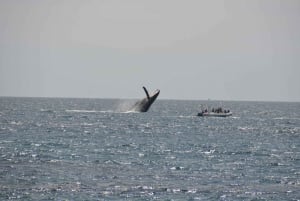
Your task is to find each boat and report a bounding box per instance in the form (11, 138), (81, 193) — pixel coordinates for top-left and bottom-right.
(197, 111), (232, 117)
(197, 107), (232, 117)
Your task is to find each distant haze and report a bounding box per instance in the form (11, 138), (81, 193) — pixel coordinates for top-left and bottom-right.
(1, 0), (299, 102)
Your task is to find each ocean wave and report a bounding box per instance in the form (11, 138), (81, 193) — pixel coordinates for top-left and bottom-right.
(40, 109), (55, 113)
(65, 109), (99, 113)
(65, 109), (135, 114)
(273, 117), (300, 120)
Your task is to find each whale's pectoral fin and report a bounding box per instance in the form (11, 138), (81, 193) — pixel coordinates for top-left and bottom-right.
(143, 86), (150, 99)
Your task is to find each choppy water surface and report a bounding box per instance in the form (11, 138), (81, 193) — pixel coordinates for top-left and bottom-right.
(0, 97), (299, 200)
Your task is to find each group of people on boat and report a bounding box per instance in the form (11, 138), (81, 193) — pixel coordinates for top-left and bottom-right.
(200, 107), (230, 114)
(211, 107), (230, 114)
(198, 106), (232, 117)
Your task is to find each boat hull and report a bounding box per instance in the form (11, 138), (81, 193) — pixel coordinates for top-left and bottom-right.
(197, 112), (232, 117)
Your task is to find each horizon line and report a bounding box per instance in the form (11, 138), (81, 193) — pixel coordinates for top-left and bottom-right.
(0, 95), (299, 104)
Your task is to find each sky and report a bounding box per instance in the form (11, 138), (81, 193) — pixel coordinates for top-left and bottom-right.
(0, 0), (300, 102)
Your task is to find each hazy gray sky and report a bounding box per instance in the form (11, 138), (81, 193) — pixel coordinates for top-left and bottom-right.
(1, 0), (299, 101)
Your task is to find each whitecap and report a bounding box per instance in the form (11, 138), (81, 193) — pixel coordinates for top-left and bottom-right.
(238, 126), (254, 131)
(170, 166), (184, 170)
(203, 149), (215, 154)
(171, 188), (181, 193)
(178, 115), (195, 118)
(121, 110), (139, 114)
(10, 121), (22, 125)
(141, 186), (153, 190)
(274, 117), (300, 120)
(40, 109), (54, 113)
(48, 159), (61, 163)
(66, 109), (98, 113)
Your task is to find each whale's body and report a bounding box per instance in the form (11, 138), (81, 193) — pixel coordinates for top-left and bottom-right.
(131, 87), (160, 112)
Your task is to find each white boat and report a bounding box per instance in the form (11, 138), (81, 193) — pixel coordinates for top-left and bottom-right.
(197, 111), (232, 117)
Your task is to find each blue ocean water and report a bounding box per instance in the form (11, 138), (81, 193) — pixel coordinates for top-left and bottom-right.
(0, 97), (299, 200)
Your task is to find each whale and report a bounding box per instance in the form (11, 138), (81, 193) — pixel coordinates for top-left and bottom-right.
(131, 86), (160, 112)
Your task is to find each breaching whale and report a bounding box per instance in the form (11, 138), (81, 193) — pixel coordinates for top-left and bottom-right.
(131, 86), (160, 112)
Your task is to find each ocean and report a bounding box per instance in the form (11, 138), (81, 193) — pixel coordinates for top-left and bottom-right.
(0, 97), (299, 200)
